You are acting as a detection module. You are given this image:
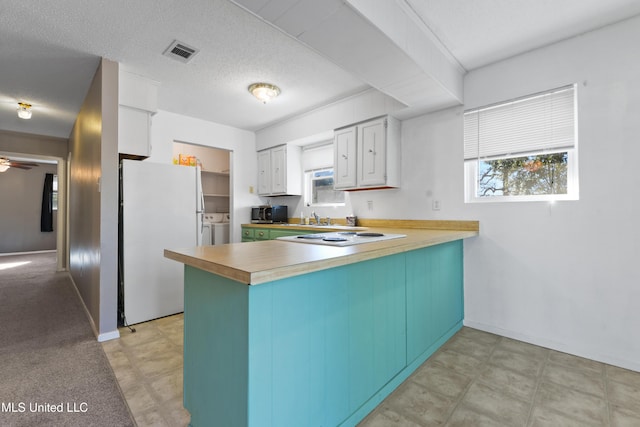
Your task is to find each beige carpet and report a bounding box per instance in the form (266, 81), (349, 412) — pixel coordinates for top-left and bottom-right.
(0, 252), (135, 426)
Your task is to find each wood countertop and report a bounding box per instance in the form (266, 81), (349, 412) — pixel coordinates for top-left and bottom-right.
(165, 220), (479, 285)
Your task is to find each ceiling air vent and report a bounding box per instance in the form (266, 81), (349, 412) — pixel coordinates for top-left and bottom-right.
(163, 40), (199, 63)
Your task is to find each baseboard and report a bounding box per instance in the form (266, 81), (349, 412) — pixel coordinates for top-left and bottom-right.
(464, 319), (640, 373)
(66, 272), (120, 342)
(98, 330), (121, 342)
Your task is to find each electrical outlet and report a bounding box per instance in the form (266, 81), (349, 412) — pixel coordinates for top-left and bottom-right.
(249, 186), (254, 194)
(432, 200), (441, 211)
(367, 200), (373, 211)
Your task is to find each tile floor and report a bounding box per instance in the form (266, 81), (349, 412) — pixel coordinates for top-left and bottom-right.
(101, 314), (189, 427)
(102, 315), (640, 427)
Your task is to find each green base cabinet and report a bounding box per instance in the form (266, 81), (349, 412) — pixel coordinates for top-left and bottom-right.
(241, 227), (255, 242)
(241, 226), (313, 242)
(183, 241), (464, 427)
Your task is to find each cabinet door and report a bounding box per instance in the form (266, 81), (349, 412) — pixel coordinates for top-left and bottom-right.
(270, 146), (287, 194)
(254, 229), (269, 240)
(118, 106), (151, 157)
(257, 150), (271, 195)
(334, 127), (357, 189)
(357, 118), (386, 187)
(242, 227), (255, 242)
(406, 241), (463, 363)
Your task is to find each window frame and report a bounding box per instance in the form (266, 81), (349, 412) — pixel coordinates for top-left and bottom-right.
(52, 174), (59, 211)
(303, 167), (345, 207)
(464, 149), (579, 203)
(464, 85), (579, 203)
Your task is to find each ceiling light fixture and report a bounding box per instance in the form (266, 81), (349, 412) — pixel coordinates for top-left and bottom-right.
(248, 83), (280, 104)
(17, 102), (32, 119)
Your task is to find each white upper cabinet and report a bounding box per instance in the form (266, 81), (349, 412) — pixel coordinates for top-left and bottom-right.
(118, 106), (151, 158)
(257, 145), (302, 196)
(257, 150), (271, 195)
(358, 118), (387, 187)
(334, 116), (400, 190)
(118, 71), (159, 158)
(334, 126), (357, 189)
(270, 145), (287, 194)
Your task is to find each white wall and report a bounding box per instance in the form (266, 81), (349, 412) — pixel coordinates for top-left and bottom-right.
(399, 16), (640, 371)
(148, 111), (260, 242)
(68, 59), (120, 340)
(256, 88), (405, 151)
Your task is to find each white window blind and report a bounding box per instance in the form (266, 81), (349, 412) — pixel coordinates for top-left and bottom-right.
(464, 85), (576, 160)
(302, 141), (333, 171)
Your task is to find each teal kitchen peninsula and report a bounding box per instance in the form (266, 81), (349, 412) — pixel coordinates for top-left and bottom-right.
(165, 221), (478, 427)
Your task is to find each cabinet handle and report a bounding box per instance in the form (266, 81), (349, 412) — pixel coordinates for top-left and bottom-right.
(342, 154), (348, 159)
(258, 231), (265, 236)
(368, 149), (375, 153)
(244, 231), (249, 236)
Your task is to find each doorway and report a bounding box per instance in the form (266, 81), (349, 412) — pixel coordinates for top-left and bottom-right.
(172, 141), (233, 243)
(0, 151), (66, 270)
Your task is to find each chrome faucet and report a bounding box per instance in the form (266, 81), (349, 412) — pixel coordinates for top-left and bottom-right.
(312, 211), (320, 225)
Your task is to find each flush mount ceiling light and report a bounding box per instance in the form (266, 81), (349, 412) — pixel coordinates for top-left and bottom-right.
(248, 83), (280, 104)
(17, 102), (32, 119)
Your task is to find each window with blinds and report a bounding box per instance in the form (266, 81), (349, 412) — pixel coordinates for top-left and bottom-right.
(464, 85), (579, 201)
(302, 143), (345, 206)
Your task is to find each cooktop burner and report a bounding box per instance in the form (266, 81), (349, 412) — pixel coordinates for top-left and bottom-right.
(277, 232), (407, 246)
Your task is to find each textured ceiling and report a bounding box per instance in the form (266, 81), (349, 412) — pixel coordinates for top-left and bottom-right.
(0, 0), (367, 138)
(1, 0), (640, 140)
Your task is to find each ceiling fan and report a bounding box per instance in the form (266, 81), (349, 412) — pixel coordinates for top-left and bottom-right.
(0, 157), (40, 172)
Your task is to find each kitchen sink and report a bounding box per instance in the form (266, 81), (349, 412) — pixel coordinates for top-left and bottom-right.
(276, 231), (406, 246)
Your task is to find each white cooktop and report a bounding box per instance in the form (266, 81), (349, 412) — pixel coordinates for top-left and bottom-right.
(276, 232), (407, 247)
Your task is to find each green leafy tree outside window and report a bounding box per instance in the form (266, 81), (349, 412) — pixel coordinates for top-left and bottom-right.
(478, 153), (568, 197)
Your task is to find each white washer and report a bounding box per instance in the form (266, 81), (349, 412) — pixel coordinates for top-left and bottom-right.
(212, 223), (230, 245)
(203, 213), (230, 245)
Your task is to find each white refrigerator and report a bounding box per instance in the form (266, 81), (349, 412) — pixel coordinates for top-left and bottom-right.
(120, 159), (204, 325)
